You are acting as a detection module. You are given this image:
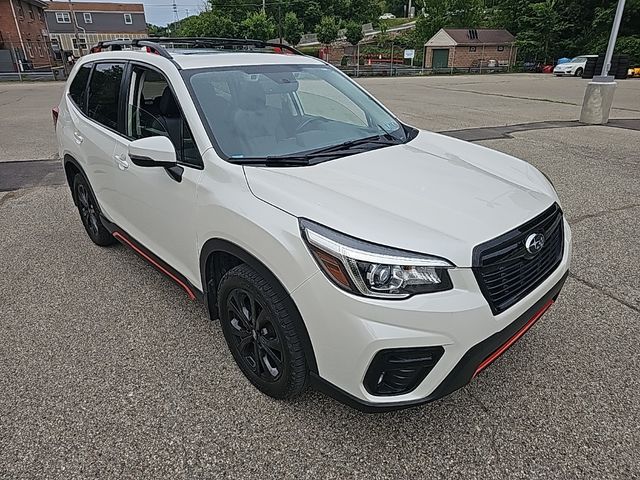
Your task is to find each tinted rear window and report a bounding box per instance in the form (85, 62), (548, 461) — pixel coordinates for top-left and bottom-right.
(87, 63), (125, 130)
(69, 63), (91, 111)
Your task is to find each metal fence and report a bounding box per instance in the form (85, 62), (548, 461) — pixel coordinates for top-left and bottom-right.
(0, 39), (68, 80)
(338, 64), (512, 77)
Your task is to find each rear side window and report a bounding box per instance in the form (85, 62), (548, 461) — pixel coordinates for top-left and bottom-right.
(68, 63), (92, 112)
(87, 63), (125, 130)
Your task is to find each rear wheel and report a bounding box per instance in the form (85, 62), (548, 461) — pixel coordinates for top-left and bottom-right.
(574, 67), (583, 77)
(73, 173), (115, 246)
(217, 264), (308, 399)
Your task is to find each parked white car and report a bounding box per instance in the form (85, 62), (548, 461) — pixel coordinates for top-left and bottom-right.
(379, 13), (396, 19)
(54, 38), (571, 411)
(553, 55), (597, 76)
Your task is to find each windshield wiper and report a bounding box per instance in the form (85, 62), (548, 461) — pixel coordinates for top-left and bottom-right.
(315, 134), (402, 154)
(229, 155), (312, 166)
(229, 134), (404, 167)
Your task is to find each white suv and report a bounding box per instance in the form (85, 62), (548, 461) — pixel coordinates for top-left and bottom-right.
(54, 38), (571, 411)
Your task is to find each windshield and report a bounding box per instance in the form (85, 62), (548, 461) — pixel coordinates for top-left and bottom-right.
(184, 64), (408, 163)
(570, 57), (586, 63)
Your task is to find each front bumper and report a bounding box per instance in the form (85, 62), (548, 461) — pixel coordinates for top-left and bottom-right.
(292, 219), (572, 411)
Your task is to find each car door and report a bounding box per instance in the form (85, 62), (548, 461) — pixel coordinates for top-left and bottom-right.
(110, 63), (203, 286)
(80, 62), (128, 219)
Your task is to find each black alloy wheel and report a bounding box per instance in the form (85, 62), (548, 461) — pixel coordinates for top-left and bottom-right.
(73, 173), (116, 246)
(218, 264), (308, 399)
(227, 288), (284, 381)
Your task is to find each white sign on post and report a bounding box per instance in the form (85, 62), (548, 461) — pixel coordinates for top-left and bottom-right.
(403, 49), (415, 59)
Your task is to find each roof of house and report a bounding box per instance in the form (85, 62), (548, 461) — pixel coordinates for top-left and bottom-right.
(46, 1), (144, 12)
(426, 28), (515, 46)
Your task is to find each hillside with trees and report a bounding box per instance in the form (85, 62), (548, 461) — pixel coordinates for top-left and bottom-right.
(153, 0), (640, 64)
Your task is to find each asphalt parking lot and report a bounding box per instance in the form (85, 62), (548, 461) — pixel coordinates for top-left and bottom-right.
(1, 74), (639, 479)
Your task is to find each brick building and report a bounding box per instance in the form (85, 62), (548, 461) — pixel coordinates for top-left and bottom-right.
(45, 1), (147, 58)
(0, 0), (52, 71)
(424, 28), (516, 70)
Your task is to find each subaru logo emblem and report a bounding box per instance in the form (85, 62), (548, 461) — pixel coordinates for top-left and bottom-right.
(525, 233), (545, 255)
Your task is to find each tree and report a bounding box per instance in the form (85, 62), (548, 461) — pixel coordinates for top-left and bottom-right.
(241, 11), (276, 41)
(516, 0), (570, 63)
(283, 12), (304, 45)
(345, 21), (364, 46)
(177, 12), (236, 38)
(316, 16), (340, 46)
(304, 1), (323, 32)
(210, 0), (259, 23)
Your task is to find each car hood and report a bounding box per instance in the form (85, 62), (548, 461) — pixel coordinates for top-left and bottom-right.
(244, 130), (558, 267)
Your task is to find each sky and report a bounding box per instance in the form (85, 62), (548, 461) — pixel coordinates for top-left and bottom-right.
(52, 0), (204, 27)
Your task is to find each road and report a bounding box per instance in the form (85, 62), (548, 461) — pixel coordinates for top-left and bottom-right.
(1, 74), (639, 479)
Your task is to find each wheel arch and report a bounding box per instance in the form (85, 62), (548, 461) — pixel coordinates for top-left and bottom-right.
(200, 238), (318, 374)
(63, 154), (96, 209)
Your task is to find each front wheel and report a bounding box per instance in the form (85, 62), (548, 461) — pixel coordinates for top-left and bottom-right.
(574, 67), (583, 77)
(217, 264), (309, 399)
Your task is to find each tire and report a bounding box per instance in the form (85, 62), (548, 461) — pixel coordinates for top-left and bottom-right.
(217, 264), (308, 399)
(72, 173), (116, 246)
(574, 67), (583, 77)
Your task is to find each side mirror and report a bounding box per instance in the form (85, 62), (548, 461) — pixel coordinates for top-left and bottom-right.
(128, 136), (177, 168)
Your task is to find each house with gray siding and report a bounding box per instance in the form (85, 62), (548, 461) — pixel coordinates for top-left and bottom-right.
(45, 1), (146, 57)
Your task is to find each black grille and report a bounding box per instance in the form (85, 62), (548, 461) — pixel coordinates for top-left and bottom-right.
(473, 203), (564, 315)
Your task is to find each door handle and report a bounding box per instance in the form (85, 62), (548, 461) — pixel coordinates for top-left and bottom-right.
(114, 154), (129, 170)
(73, 131), (83, 144)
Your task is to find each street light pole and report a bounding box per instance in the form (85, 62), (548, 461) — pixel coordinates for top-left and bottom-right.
(580, 0), (626, 124)
(598, 0), (626, 80)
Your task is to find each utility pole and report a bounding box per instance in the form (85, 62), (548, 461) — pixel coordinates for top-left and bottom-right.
(68, 0), (83, 56)
(262, 0), (266, 13)
(277, 2), (282, 43)
(407, 0), (412, 18)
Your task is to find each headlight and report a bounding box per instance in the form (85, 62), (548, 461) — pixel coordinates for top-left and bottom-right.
(299, 219), (454, 299)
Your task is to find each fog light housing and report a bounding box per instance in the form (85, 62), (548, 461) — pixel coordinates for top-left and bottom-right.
(363, 346), (445, 396)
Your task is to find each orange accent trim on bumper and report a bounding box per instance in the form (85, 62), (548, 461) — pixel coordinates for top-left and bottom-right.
(473, 299), (554, 378)
(113, 231), (196, 300)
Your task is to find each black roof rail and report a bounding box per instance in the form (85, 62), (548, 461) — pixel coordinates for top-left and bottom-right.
(90, 37), (304, 59)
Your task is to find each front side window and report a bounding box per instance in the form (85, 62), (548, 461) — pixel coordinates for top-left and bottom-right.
(55, 12), (71, 23)
(123, 13), (132, 24)
(127, 66), (201, 167)
(186, 64), (407, 162)
(87, 63), (124, 130)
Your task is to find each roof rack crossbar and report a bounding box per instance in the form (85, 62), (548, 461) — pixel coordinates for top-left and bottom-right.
(90, 37), (304, 59)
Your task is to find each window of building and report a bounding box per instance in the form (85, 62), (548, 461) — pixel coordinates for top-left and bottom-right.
(38, 8), (44, 22)
(37, 43), (43, 57)
(497, 46), (505, 51)
(469, 46), (476, 52)
(26, 42), (33, 58)
(69, 62), (92, 112)
(55, 12), (71, 23)
(123, 13), (133, 24)
(83, 12), (92, 23)
(28, 4), (34, 20)
(17, 1), (24, 17)
(87, 63), (125, 130)
(72, 37), (88, 51)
